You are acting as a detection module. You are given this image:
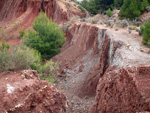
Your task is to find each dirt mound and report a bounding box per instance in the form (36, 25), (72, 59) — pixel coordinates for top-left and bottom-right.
(0, 70), (66, 113)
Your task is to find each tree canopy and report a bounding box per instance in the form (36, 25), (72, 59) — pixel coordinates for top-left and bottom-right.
(25, 12), (66, 59)
(80, 0), (150, 20)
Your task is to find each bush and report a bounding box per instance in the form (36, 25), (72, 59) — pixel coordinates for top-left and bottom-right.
(132, 26), (137, 30)
(141, 21), (150, 45)
(140, 25), (145, 33)
(0, 40), (9, 52)
(0, 29), (14, 41)
(0, 42), (60, 84)
(142, 40), (148, 45)
(19, 30), (25, 38)
(119, 0), (141, 20)
(106, 8), (112, 17)
(78, 6), (85, 12)
(92, 18), (99, 24)
(24, 12), (66, 59)
(0, 44), (42, 71)
(141, 0), (149, 11)
(39, 60), (59, 84)
(40, 60), (59, 77)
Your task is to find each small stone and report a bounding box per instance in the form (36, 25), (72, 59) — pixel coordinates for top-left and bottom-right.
(128, 30), (131, 34)
(115, 27), (118, 31)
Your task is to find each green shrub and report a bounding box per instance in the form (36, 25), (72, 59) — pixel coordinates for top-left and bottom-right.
(141, 21), (150, 45)
(106, 8), (112, 17)
(39, 60), (59, 84)
(142, 39), (148, 45)
(119, 0), (141, 20)
(80, 0), (117, 15)
(132, 26), (137, 30)
(13, 23), (19, 29)
(0, 29), (9, 41)
(140, 25), (145, 33)
(44, 76), (56, 84)
(0, 44), (42, 71)
(141, 0), (149, 11)
(92, 19), (99, 24)
(0, 42), (60, 84)
(0, 40), (9, 52)
(78, 6), (85, 12)
(19, 30), (25, 38)
(40, 60), (59, 77)
(24, 12), (66, 60)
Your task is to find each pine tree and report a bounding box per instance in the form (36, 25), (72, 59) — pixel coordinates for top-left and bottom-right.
(119, 0), (131, 18)
(80, 0), (114, 14)
(141, 0), (149, 11)
(25, 12), (66, 59)
(114, 0), (123, 8)
(136, 0), (142, 10)
(128, 0), (140, 20)
(119, 0), (141, 20)
(80, 0), (88, 11)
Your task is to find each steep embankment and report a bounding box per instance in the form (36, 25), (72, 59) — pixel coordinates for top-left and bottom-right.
(54, 22), (150, 113)
(0, 0), (85, 44)
(0, 0), (84, 26)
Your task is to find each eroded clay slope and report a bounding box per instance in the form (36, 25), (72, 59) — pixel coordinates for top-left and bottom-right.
(0, 70), (66, 113)
(0, 0), (85, 30)
(90, 65), (150, 113)
(54, 22), (150, 112)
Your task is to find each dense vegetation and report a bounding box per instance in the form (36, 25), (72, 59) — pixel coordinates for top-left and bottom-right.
(0, 12), (66, 83)
(140, 21), (150, 46)
(0, 43), (41, 71)
(0, 41), (59, 83)
(24, 12), (66, 60)
(80, 0), (123, 14)
(119, 0), (150, 20)
(80, 0), (150, 20)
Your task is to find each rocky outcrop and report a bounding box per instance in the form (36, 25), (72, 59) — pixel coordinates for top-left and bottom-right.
(0, 70), (66, 113)
(54, 22), (150, 112)
(90, 65), (150, 113)
(0, 0), (85, 28)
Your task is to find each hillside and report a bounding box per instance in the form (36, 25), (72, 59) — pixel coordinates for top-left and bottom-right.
(0, 0), (85, 45)
(1, 0), (150, 113)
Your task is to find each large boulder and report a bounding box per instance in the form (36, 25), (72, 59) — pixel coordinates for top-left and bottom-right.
(0, 70), (66, 113)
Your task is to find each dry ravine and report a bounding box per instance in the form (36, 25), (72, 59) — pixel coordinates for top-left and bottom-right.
(1, 0), (150, 113)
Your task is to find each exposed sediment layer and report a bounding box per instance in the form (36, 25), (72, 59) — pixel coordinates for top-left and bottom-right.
(54, 22), (150, 112)
(0, 0), (85, 29)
